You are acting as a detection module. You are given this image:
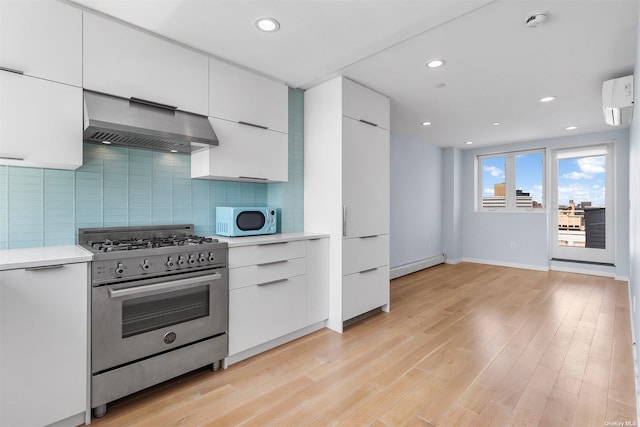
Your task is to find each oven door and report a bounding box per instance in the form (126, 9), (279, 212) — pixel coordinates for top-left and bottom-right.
(92, 269), (228, 374)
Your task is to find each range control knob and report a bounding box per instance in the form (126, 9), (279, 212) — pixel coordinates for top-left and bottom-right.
(115, 262), (125, 276)
(188, 255), (196, 265)
(141, 259), (151, 271)
(198, 253), (207, 263)
(208, 253), (215, 262)
(177, 256), (186, 267)
(166, 257), (175, 268)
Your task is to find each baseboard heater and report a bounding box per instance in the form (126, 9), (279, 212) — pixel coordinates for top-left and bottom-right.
(390, 254), (445, 279)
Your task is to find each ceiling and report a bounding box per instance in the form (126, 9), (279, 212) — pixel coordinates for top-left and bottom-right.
(69, 0), (638, 149)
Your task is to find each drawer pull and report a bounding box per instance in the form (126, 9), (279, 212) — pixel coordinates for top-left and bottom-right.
(359, 268), (378, 274)
(257, 278), (289, 287)
(0, 66), (24, 75)
(0, 155), (24, 161)
(359, 235), (378, 239)
(258, 241), (288, 247)
(359, 119), (378, 127)
(238, 176), (268, 181)
(257, 259), (288, 267)
(238, 121), (269, 130)
(25, 264), (64, 271)
(129, 97), (177, 111)
(343, 206), (347, 237)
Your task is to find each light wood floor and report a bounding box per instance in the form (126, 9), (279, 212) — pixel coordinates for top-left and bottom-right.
(90, 263), (637, 426)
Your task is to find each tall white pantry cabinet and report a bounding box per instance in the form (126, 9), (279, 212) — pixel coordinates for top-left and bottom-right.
(304, 76), (390, 333)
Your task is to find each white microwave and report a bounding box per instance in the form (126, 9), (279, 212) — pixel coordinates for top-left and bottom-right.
(215, 207), (277, 237)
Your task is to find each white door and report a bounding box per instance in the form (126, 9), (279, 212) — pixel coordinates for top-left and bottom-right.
(342, 117), (390, 238)
(550, 144), (614, 264)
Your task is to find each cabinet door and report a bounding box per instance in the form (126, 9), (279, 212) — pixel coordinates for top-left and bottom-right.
(209, 59), (288, 134)
(342, 266), (389, 321)
(343, 234), (389, 275)
(342, 117), (390, 237)
(0, 263), (88, 427)
(229, 275), (306, 355)
(342, 78), (390, 130)
(0, 71), (83, 170)
(0, 1), (82, 86)
(83, 13), (208, 115)
(307, 238), (329, 324)
(191, 117), (288, 182)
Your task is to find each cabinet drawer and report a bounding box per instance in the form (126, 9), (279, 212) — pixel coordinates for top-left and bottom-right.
(229, 257), (306, 290)
(342, 78), (390, 130)
(229, 240), (306, 268)
(342, 267), (389, 321)
(343, 234), (389, 275)
(229, 275), (306, 354)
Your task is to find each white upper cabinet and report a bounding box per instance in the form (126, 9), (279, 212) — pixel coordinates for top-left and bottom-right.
(83, 13), (208, 115)
(195, 59), (289, 183)
(0, 0), (82, 87)
(0, 71), (83, 170)
(342, 78), (390, 130)
(209, 58), (288, 134)
(191, 117), (288, 182)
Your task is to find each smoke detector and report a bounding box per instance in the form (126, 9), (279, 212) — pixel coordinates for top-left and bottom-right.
(524, 10), (549, 28)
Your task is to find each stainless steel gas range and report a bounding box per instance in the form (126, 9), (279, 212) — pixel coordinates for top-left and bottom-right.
(78, 225), (228, 418)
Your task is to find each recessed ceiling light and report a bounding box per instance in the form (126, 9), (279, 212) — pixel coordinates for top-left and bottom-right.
(170, 149), (178, 153)
(493, 122), (501, 126)
(426, 59), (445, 68)
(566, 126), (578, 130)
(465, 141), (473, 145)
(255, 17), (280, 32)
(422, 121), (432, 126)
(539, 96), (556, 103)
(102, 141), (111, 145)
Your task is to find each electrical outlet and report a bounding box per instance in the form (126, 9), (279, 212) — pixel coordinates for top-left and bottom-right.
(510, 241), (517, 250)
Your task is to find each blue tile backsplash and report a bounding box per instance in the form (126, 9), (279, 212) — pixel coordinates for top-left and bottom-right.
(0, 88), (304, 249)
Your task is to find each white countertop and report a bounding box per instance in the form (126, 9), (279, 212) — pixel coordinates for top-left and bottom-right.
(0, 245), (93, 271)
(211, 232), (329, 248)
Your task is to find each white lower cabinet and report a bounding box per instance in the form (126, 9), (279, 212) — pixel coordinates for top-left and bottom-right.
(342, 267), (389, 321)
(0, 262), (88, 427)
(227, 236), (328, 361)
(229, 275), (306, 354)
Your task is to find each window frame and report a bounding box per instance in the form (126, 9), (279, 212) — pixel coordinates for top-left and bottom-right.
(476, 148), (546, 212)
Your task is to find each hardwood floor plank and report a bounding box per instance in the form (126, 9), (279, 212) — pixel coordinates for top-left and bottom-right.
(88, 264), (636, 427)
(537, 387), (578, 427)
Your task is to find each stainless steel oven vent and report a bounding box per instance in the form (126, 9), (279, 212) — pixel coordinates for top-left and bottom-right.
(83, 90), (218, 154)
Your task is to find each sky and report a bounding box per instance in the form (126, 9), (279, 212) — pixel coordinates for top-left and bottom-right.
(481, 153), (606, 207)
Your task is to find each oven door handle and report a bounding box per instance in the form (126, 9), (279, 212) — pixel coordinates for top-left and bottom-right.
(108, 273), (222, 299)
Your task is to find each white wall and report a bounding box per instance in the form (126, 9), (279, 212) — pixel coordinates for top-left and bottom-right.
(461, 128), (630, 275)
(627, 4), (640, 409)
(390, 132), (442, 268)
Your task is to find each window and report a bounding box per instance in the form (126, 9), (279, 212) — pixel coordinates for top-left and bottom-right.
(478, 150), (545, 211)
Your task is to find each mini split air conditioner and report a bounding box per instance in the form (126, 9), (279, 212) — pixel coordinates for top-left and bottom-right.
(602, 75), (633, 126)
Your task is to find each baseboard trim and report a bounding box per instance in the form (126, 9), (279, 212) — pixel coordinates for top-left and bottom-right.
(390, 254), (445, 279)
(445, 258), (463, 265)
(462, 258), (549, 272)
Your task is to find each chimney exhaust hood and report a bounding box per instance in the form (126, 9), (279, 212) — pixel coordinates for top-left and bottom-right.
(83, 90), (218, 154)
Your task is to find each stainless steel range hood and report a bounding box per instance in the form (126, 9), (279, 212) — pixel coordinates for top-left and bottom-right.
(83, 90), (218, 154)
